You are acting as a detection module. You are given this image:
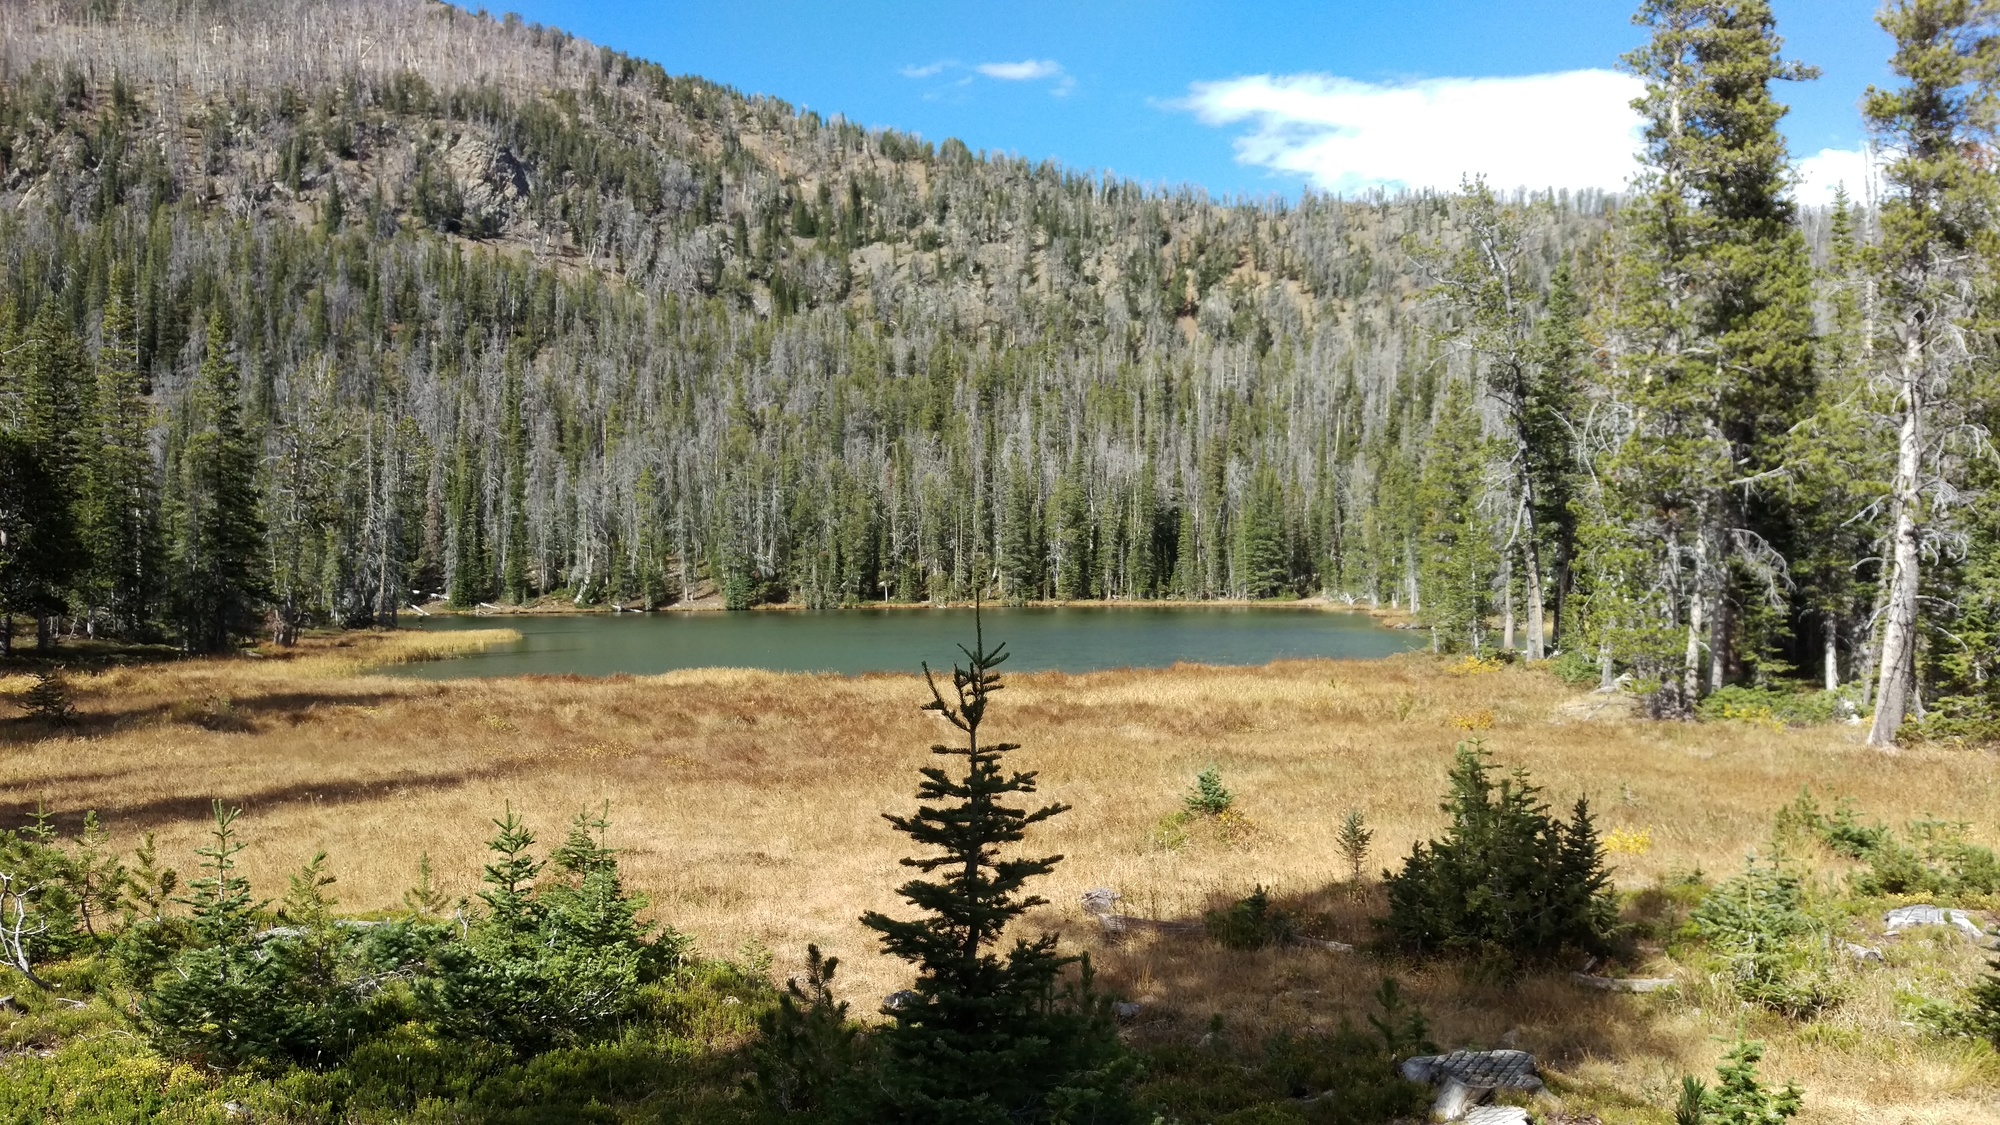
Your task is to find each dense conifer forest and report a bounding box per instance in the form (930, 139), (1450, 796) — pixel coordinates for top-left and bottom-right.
(1, 0), (1997, 744)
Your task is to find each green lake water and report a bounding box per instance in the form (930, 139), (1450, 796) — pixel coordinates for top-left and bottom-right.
(390, 605), (1418, 679)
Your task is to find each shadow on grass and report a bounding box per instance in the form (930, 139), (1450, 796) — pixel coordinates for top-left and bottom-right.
(0, 762), (512, 835)
(0, 689), (411, 742)
(1076, 880), (1689, 1119)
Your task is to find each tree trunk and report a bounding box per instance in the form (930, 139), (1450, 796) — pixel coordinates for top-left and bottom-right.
(1521, 539), (1546, 661)
(1681, 593), (1704, 715)
(1404, 540), (1420, 615)
(1501, 551), (1515, 653)
(1823, 614), (1840, 693)
(1870, 362), (1925, 748)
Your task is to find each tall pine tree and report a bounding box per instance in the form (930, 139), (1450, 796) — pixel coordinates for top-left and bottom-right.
(1604, 0), (1820, 710)
(170, 312), (267, 652)
(1864, 0), (2000, 745)
(81, 266), (163, 639)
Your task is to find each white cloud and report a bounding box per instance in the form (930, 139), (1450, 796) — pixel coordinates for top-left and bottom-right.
(1795, 147), (1879, 207)
(977, 59), (1063, 82)
(901, 61), (951, 79)
(1184, 69), (1645, 195)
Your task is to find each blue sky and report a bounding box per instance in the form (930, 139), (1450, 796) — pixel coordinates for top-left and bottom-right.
(489, 1), (1891, 203)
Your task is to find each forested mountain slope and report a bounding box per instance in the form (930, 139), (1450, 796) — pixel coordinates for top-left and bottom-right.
(0, 0), (1615, 628)
(8, 0), (1986, 748)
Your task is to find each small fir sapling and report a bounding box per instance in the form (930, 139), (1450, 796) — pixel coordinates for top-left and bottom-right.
(858, 613), (1138, 1123)
(143, 802), (278, 1067)
(402, 851), (449, 918)
(1337, 807), (1373, 887)
(1674, 1041), (1802, 1125)
(21, 666), (75, 724)
(753, 943), (865, 1115)
(1185, 763), (1233, 816)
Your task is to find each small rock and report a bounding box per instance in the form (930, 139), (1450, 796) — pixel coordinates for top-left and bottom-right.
(1883, 905), (1986, 943)
(1462, 1109), (1531, 1125)
(1080, 888), (1121, 916)
(1499, 1027), (1523, 1048)
(222, 1103), (248, 1120)
(1570, 971), (1675, 993)
(1112, 1001), (1142, 1021)
(1842, 941), (1885, 963)
(883, 990), (921, 1012)
(1433, 1077), (1480, 1121)
(0, 996), (18, 1015)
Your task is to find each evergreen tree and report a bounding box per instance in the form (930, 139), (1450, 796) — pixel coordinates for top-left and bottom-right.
(3, 302), (92, 647)
(1606, 0), (1820, 710)
(1525, 262), (1588, 645)
(1862, 0), (2000, 746)
(1788, 191), (1891, 694)
(81, 267), (163, 639)
(858, 619), (1137, 1124)
(1416, 379), (1496, 653)
(1383, 743), (1615, 961)
(1425, 180), (1569, 657)
(169, 312), (268, 652)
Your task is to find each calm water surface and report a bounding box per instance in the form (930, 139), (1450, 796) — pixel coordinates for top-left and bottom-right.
(390, 606), (1416, 679)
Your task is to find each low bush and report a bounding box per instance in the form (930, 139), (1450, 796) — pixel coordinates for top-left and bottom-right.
(1204, 887), (1297, 951)
(1774, 789), (2000, 900)
(1381, 741), (1616, 963)
(1185, 764), (1234, 816)
(1135, 980), (1434, 1125)
(1852, 819), (2000, 899)
(1908, 694), (2000, 746)
(1548, 648), (1601, 685)
(1696, 684), (1850, 727)
(423, 805), (683, 1054)
(1687, 857), (1842, 1018)
(1675, 1040), (1802, 1124)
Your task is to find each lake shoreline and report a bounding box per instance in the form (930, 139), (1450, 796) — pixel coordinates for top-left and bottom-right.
(414, 593), (1416, 627)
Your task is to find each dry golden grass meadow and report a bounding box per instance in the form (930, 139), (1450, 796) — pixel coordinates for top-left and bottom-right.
(4, 626), (2000, 1123)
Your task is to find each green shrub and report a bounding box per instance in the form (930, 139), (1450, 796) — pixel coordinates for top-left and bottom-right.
(1136, 980), (1432, 1125)
(425, 806), (681, 1054)
(1696, 684), (1848, 727)
(1852, 819), (2000, 899)
(1204, 887), (1297, 951)
(1674, 1040), (1801, 1124)
(1687, 857), (1841, 1018)
(1772, 788), (1888, 859)
(1336, 807), (1372, 889)
(1381, 741), (1616, 962)
(1548, 648), (1600, 685)
(1185, 764), (1234, 816)
(1908, 694), (2000, 745)
(752, 943), (865, 1116)
(19, 667), (75, 724)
